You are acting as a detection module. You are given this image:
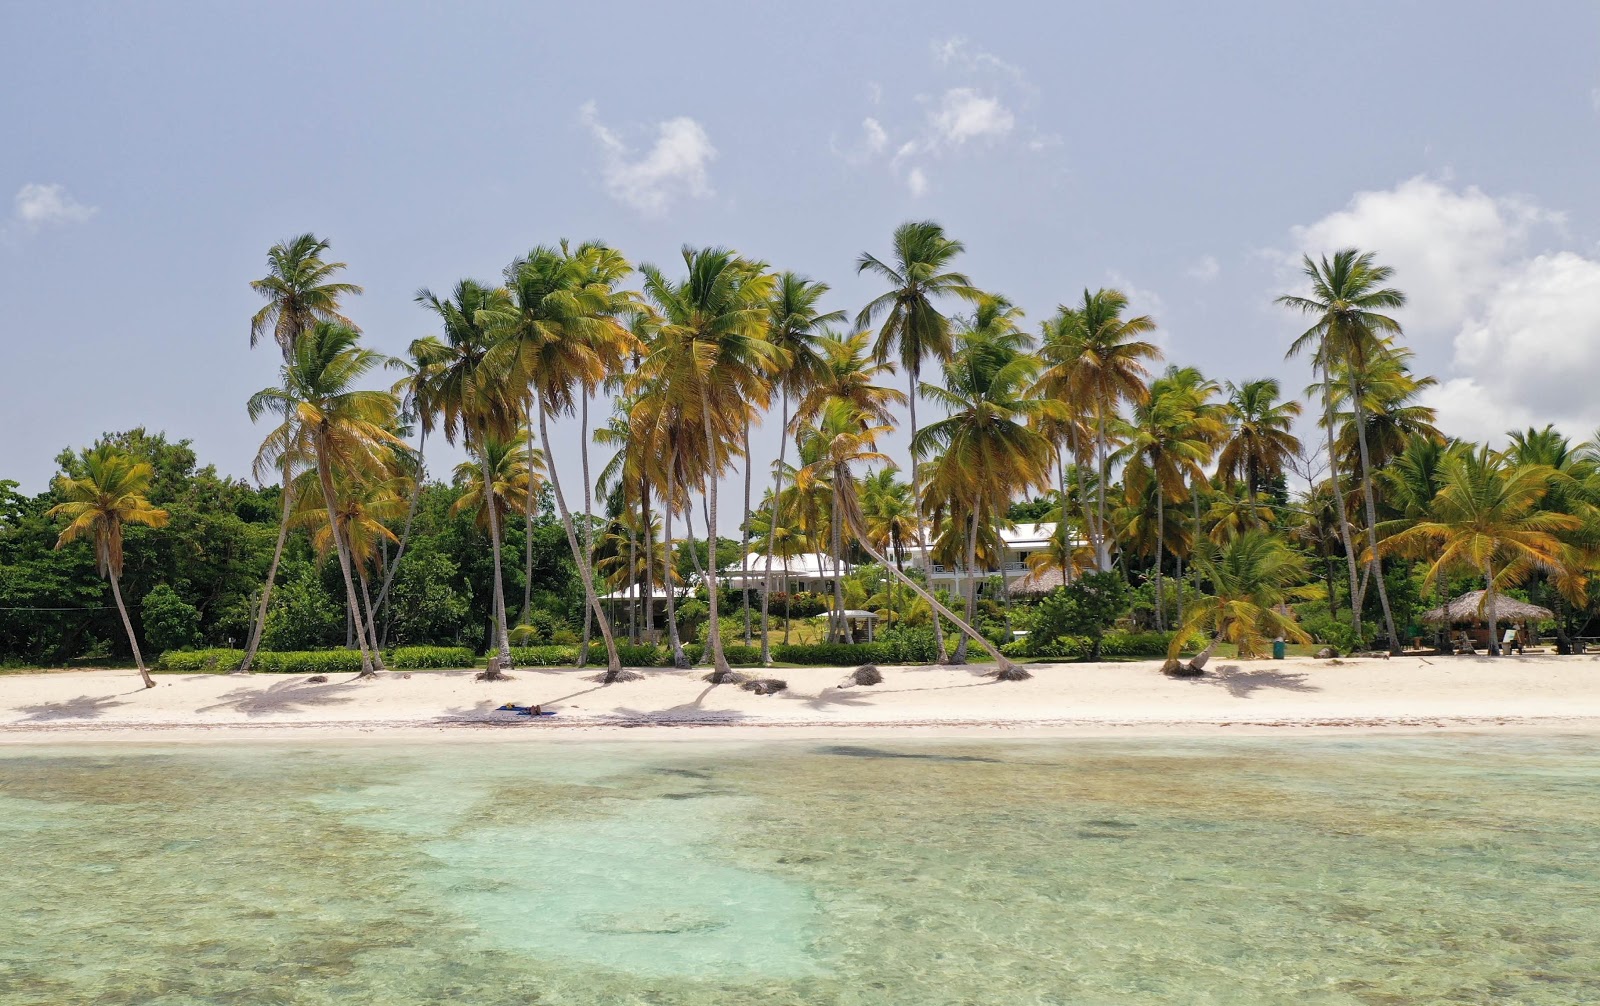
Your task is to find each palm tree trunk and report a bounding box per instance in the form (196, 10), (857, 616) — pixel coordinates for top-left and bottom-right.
(578, 393), (595, 669)
(642, 474), (655, 645)
(952, 511), (979, 664)
(1154, 479), (1166, 632)
(375, 426), (427, 647)
(240, 465), (294, 674)
(107, 563), (154, 689)
(1349, 382), (1398, 652)
(760, 389), (791, 665)
(523, 412), (536, 623)
(840, 471), (1026, 679)
(626, 512), (639, 644)
(480, 447), (514, 676)
(700, 403), (732, 679)
(830, 505), (847, 643)
(536, 392), (626, 680)
(315, 438), (375, 676)
(907, 364), (950, 663)
(1096, 402), (1111, 572)
(357, 565), (385, 670)
(1484, 562), (1500, 656)
(661, 454), (689, 668)
(1323, 367), (1363, 637)
(742, 415), (753, 646)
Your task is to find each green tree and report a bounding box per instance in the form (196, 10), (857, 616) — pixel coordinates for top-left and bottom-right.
(1279, 248), (1405, 650)
(141, 583), (200, 653)
(47, 446), (171, 687)
(1166, 530), (1318, 672)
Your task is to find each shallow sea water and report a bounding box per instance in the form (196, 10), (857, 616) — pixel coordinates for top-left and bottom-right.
(2, 735), (1598, 1005)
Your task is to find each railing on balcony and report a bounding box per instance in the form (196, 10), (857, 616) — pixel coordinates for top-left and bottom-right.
(928, 561), (1028, 575)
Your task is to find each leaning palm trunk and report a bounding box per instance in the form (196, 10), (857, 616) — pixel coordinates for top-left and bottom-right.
(240, 465), (295, 673)
(315, 439), (376, 676)
(374, 425), (426, 644)
(838, 468), (1027, 679)
(480, 447), (514, 678)
(1323, 367), (1363, 636)
(1095, 403), (1112, 572)
(1349, 383), (1398, 651)
(107, 558), (154, 689)
(536, 392), (628, 681)
(906, 366), (950, 663)
(830, 506), (848, 644)
(700, 402), (734, 680)
(641, 475), (655, 646)
(759, 389), (791, 665)
(522, 411), (536, 622)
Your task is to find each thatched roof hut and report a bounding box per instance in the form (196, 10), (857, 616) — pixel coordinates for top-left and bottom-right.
(1420, 590), (1552, 625)
(1011, 565), (1068, 596)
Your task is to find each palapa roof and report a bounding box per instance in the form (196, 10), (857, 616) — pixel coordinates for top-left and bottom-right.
(1420, 590), (1552, 625)
(1010, 565), (1069, 596)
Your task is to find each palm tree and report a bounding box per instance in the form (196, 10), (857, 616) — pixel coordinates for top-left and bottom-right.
(1279, 248), (1405, 650)
(917, 325), (1060, 659)
(413, 279), (521, 677)
(758, 273), (841, 662)
(250, 322), (400, 676)
(859, 468), (917, 626)
(485, 242), (641, 682)
(290, 464), (406, 662)
(857, 221), (981, 661)
(48, 446), (170, 688)
(241, 234), (362, 673)
(1328, 344), (1441, 475)
(1217, 378), (1301, 502)
(640, 247), (778, 680)
(805, 399), (1029, 678)
(1035, 290), (1161, 570)
(1164, 530), (1318, 673)
(1378, 448), (1580, 655)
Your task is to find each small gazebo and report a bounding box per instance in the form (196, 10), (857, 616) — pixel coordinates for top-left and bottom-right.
(1420, 590), (1552, 651)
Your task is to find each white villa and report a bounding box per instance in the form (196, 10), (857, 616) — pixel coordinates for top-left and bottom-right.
(719, 522), (1061, 595)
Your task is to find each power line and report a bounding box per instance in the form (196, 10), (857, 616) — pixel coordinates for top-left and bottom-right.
(0, 605), (117, 612)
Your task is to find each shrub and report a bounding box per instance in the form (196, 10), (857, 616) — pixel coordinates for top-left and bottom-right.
(390, 646), (475, 670)
(1299, 611), (1360, 654)
(141, 584), (201, 653)
(581, 643), (670, 667)
(510, 645), (580, 666)
(681, 643), (762, 666)
(772, 642), (896, 666)
(251, 650), (365, 674)
(1099, 630), (1174, 657)
(159, 648), (369, 674)
(877, 625), (939, 663)
(508, 624), (540, 647)
(158, 648), (245, 672)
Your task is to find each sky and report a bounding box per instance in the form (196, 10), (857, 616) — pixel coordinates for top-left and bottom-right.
(5, 1), (1600, 505)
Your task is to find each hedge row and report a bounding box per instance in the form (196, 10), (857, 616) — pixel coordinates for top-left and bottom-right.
(1008, 629), (1177, 661)
(158, 646), (478, 673)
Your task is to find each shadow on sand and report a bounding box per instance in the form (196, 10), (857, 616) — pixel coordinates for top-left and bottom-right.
(15, 694), (132, 722)
(197, 677), (361, 717)
(1195, 664), (1321, 699)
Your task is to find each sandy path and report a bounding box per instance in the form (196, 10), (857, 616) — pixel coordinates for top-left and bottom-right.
(3, 654), (1600, 743)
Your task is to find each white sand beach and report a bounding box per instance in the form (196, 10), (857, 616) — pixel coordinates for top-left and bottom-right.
(3, 653), (1600, 743)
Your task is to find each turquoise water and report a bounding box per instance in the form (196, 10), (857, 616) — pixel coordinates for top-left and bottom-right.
(2, 736), (1598, 1004)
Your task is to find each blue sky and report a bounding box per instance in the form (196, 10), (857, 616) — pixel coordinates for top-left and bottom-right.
(5, 1), (1600, 497)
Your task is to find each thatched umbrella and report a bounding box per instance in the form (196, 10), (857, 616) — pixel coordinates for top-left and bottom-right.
(1011, 566), (1068, 597)
(1420, 590), (1552, 625)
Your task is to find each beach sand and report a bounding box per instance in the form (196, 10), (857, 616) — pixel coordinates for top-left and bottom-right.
(3, 653), (1600, 743)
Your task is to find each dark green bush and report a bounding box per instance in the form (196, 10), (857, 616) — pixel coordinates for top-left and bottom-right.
(772, 642), (896, 666)
(141, 584), (201, 653)
(390, 646), (475, 669)
(1099, 630), (1174, 657)
(877, 625), (939, 663)
(680, 643), (762, 666)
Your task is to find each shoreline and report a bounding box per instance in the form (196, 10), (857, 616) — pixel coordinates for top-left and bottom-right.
(5, 653), (1600, 744)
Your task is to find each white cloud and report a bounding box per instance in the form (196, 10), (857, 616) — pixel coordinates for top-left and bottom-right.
(1288, 175), (1556, 341)
(1187, 255), (1221, 282)
(862, 117), (888, 156)
(1286, 175), (1600, 444)
(907, 167), (929, 198)
(929, 88), (1014, 145)
(12, 183), (96, 230)
(930, 36), (1028, 87)
(578, 102), (715, 216)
